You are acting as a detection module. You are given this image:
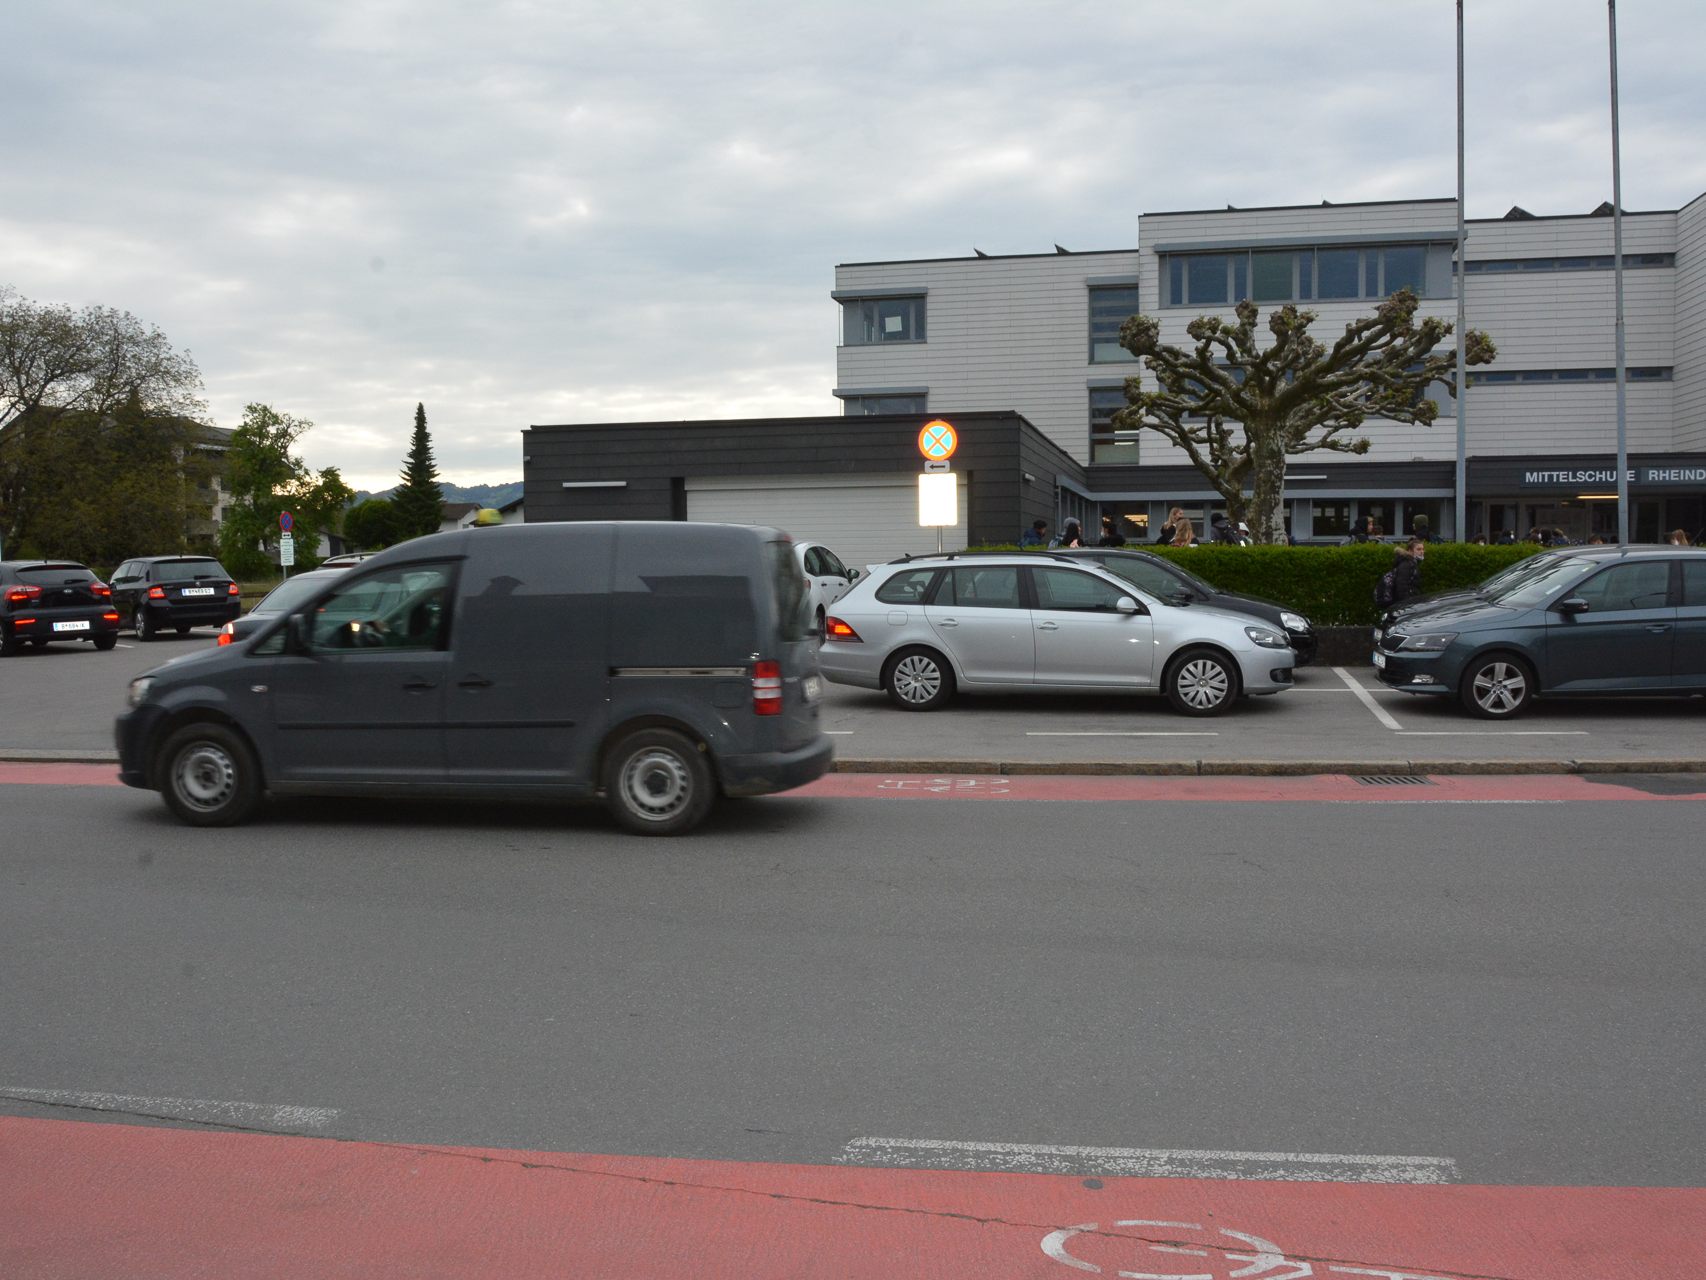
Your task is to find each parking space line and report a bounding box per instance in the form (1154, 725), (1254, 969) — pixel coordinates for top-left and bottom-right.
(1026, 731), (1218, 737)
(824, 731), (855, 735)
(1333, 666), (1404, 731)
(1396, 731), (1589, 736)
(0, 1086), (340, 1132)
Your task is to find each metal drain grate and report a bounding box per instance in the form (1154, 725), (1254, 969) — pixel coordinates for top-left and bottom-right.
(1353, 774), (1434, 786)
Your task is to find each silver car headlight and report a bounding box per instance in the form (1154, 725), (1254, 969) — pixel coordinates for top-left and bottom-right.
(1396, 631), (1458, 652)
(127, 676), (155, 708)
(1244, 626), (1290, 649)
(1279, 611), (1310, 633)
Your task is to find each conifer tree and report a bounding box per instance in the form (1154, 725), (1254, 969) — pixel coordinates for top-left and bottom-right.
(391, 402), (444, 540)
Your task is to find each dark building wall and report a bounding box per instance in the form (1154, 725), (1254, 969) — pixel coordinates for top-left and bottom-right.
(523, 412), (1079, 547)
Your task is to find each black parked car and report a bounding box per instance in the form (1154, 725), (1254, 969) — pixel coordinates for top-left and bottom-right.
(1375, 545), (1706, 718)
(1063, 548), (1319, 665)
(0, 560), (122, 656)
(111, 555), (242, 640)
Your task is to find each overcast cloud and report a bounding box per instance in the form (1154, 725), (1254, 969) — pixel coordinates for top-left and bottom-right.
(5, 0), (1703, 489)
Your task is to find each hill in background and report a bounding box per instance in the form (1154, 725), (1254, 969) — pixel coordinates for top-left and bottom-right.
(349, 481), (523, 508)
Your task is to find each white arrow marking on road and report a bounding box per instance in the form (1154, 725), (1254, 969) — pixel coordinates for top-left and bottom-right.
(1, 1087), (340, 1131)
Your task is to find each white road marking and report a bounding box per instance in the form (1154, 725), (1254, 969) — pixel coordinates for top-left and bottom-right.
(824, 730), (856, 735)
(1394, 730), (1588, 736)
(1025, 732), (1219, 738)
(1333, 666), (1404, 731)
(837, 1136), (1458, 1184)
(1, 1087), (340, 1131)
(115, 643), (135, 649)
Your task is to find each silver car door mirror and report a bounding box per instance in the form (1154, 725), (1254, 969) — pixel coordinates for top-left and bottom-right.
(1116, 595), (1142, 614)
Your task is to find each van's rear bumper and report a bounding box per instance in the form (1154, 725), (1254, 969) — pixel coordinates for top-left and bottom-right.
(718, 735), (835, 797)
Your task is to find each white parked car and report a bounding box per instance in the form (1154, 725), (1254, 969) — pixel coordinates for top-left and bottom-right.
(818, 552), (1297, 715)
(796, 542), (860, 636)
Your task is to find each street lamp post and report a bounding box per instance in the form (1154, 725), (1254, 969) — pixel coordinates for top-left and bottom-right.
(1454, 0), (1468, 543)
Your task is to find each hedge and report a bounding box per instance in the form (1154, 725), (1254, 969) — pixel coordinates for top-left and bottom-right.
(967, 543), (1543, 626)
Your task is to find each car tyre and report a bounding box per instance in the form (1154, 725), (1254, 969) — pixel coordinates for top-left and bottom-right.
(1165, 647), (1239, 716)
(1460, 653), (1533, 719)
(0, 631), (19, 657)
(883, 647), (954, 711)
(94, 635), (118, 651)
(158, 722), (263, 827)
(602, 728), (715, 836)
(135, 607), (155, 641)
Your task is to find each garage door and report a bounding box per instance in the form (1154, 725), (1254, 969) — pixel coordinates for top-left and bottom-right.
(685, 474), (967, 570)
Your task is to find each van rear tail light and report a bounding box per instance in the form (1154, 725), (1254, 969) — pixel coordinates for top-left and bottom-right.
(147, 586), (167, 599)
(5, 585), (41, 604)
(227, 582), (241, 596)
(823, 616), (861, 642)
(751, 660), (783, 716)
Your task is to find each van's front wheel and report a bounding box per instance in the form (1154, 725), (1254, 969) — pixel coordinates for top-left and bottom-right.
(603, 729), (715, 836)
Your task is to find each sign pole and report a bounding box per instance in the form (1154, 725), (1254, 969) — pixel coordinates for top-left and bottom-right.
(1608, 0), (1630, 544)
(1454, 0), (1469, 543)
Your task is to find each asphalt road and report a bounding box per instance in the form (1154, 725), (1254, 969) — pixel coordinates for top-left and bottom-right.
(8, 631), (1706, 767)
(3, 777), (1702, 1190)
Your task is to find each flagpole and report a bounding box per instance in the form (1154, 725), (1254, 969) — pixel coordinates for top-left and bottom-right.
(1609, 0), (1630, 543)
(1454, 0), (1468, 542)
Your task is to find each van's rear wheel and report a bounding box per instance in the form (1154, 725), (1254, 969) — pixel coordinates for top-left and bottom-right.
(603, 728), (715, 836)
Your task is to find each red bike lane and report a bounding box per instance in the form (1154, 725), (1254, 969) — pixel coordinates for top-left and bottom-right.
(1, 1114), (1699, 1279)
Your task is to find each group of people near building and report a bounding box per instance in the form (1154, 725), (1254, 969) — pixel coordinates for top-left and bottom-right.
(1021, 508), (1273, 550)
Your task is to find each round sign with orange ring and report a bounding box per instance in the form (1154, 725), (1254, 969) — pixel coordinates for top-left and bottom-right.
(918, 419), (958, 461)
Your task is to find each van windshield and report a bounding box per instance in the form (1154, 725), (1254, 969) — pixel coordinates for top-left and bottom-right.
(767, 541), (809, 642)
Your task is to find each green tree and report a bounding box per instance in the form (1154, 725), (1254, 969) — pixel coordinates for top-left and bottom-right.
(1115, 290), (1496, 543)
(390, 402), (443, 541)
(218, 403), (352, 578)
(342, 497), (400, 550)
(0, 284), (205, 555)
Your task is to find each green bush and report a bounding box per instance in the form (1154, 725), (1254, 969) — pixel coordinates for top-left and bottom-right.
(968, 543), (1542, 626)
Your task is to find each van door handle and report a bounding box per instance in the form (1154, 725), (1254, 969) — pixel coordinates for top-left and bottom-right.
(1037, 621), (1060, 631)
(458, 675), (493, 689)
(402, 678), (437, 693)
(1645, 624), (1671, 633)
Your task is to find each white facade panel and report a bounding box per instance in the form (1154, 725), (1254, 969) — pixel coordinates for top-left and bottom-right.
(685, 474), (966, 569)
(1676, 196), (1706, 450)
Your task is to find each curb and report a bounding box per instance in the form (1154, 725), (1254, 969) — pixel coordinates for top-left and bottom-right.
(6, 750), (1706, 778)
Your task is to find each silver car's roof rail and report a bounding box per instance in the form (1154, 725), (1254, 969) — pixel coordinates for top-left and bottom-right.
(886, 550), (1080, 565)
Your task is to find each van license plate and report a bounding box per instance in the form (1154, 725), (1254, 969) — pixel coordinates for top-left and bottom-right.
(53, 620), (91, 632)
(802, 676), (822, 702)
(1371, 651), (1386, 670)
(181, 587), (216, 596)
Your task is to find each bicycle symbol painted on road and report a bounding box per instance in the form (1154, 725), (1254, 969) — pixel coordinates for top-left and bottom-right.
(1041, 1219), (1452, 1280)
(878, 777), (1010, 795)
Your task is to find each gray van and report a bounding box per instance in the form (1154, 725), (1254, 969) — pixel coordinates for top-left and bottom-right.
(115, 522), (833, 835)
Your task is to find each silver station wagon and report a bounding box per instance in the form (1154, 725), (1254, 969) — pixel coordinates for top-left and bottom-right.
(818, 552), (1296, 716)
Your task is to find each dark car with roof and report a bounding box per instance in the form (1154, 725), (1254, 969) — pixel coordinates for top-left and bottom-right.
(216, 567), (351, 647)
(111, 555), (242, 640)
(0, 560), (122, 656)
(1374, 545), (1706, 718)
(1062, 547), (1318, 665)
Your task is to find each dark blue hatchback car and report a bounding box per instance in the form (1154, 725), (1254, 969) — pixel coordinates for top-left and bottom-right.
(1374, 546), (1706, 717)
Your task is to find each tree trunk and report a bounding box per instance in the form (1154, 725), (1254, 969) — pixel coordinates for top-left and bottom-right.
(1246, 418), (1288, 545)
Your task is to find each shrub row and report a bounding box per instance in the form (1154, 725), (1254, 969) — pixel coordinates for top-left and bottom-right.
(968, 543), (1542, 626)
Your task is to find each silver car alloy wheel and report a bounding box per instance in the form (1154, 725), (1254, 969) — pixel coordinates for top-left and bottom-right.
(1471, 662), (1527, 715)
(892, 653), (943, 704)
(172, 741), (237, 814)
(618, 747), (694, 822)
(1176, 657), (1230, 711)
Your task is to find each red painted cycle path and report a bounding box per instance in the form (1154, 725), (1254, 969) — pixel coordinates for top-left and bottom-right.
(8, 760), (1706, 803)
(1, 1115), (1700, 1279)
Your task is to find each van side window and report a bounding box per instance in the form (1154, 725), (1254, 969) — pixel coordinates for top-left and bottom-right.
(308, 564), (455, 651)
(875, 569), (940, 605)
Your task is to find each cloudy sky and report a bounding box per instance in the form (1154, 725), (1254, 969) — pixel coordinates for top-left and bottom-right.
(6, 0), (1704, 490)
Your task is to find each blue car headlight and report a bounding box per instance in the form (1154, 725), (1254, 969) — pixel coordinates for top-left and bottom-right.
(1244, 626), (1290, 649)
(1396, 631), (1458, 652)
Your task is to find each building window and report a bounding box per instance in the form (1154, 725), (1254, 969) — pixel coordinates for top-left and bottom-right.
(1164, 244), (1452, 307)
(1089, 386), (1139, 464)
(841, 394), (927, 415)
(841, 294), (925, 345)
(1462, 253), (1674, 274)
(1088, 285), (1141, 362)
(1311, 501), (1351, 539)
(1466, 366), (1672, 386)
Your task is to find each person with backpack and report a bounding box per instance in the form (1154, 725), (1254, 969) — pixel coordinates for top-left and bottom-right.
(1375, 538), (1425, 609)
(1051, 517), (1086, 549)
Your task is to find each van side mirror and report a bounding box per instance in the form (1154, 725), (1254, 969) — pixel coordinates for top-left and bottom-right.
(1116, 595), (1142, 614)
(1556, 596), (1589, 615)
(287, 614), (313, 652)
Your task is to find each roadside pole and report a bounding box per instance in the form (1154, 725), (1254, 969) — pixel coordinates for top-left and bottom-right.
(917, 419), (959, 555)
